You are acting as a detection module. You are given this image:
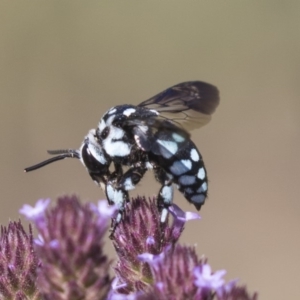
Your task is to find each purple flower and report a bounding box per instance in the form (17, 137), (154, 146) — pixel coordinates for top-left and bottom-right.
(217, 283), (258, 300)
(194, 263), (226, 297)
(22, 195), (112, 300)
(168, 203), (201, 240)
(194, 264), (226, 290)
(111, 197), (201, 296)
(0, 221), (41, 299)
(169, 202), (201, 223)
(91, 200), (118, 219)
(138, 247), (167, 270)
(110, 196), (257, 300)
(137, 245), (201, 299)
(13, 193), (257, 300)
(19, 198), (50, 222)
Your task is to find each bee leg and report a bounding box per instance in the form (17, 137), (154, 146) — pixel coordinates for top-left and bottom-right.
(106, 187), (129, 239)
(107, 164), (148, 238)
(117, 163), (147, 191)
(105, 174), (129, 239)
(154, 166), (174, 223)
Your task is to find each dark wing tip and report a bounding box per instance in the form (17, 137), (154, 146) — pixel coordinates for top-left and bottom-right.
(188, 81), (220, 115)
(139, 80), (220, 116)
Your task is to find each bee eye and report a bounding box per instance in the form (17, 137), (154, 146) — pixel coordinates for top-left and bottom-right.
(101, 127), (110, 139)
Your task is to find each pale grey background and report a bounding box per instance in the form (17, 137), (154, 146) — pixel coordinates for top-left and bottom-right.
(1, 1), (299, 299)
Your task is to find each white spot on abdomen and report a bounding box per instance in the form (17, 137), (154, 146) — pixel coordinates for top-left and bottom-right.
(181, 159), (192, 170)
(197, 182), (207, 193)
(172, 133), (185, 143)
(197, 167), (206, 180)
(179, 175), (196, 186)
(170, 159), (191, 176)
(157, 140), (178, 159)
(191, 194), (205, 204)
(184, 187), (194, 194)
(190, 148), (200, 162)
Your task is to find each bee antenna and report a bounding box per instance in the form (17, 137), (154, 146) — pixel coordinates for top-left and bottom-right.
(24, 149), (80, 172)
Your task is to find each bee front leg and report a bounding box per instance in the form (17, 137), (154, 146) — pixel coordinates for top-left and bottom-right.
(105, 180), (129, 239)
(106, 163), (148, 238)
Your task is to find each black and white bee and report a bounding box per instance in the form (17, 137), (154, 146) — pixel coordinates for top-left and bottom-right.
(25, 81), (219, 231)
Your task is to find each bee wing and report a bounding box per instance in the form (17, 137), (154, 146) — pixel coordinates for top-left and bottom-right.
(138, 81), (220, 131)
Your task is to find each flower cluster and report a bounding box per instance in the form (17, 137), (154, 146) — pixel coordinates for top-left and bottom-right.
(110, 197), (257, 300)
(0, 195), (257, 300)
(111, 197), (200, 296)
(19, 196), (114, 300)
(0, 221), (40, 299)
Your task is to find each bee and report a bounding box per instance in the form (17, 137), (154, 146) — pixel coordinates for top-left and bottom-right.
(25, 81), (219, 231)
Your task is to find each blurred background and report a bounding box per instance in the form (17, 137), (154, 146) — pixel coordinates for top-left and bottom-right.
(1, 1), (299, 298)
